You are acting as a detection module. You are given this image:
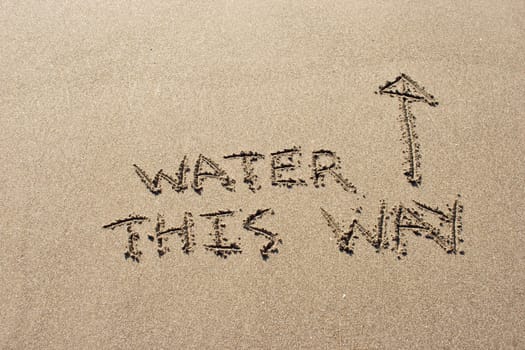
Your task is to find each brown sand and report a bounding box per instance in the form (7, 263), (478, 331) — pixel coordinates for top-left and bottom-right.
(1, 1), (524, 349)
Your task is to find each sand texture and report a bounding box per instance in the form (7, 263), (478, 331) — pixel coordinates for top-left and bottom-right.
(0, 1), (524, 349)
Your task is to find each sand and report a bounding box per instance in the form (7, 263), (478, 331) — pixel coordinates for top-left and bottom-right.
(1, 0), (524, 348)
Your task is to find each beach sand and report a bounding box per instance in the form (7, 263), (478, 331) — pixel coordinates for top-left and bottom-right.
(0, 1), (524, 348)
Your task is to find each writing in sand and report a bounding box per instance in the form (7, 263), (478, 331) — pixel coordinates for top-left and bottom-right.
(102, 146), (464, 263)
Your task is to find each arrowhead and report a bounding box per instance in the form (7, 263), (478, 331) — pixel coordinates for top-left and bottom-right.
(378, 74), (438, 106)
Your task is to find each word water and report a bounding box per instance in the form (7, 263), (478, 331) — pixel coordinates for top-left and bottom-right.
(133, 147), (357, 195)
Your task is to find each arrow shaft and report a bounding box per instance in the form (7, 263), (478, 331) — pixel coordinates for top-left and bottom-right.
(400, 98), (421, 185)
(378, 74), (438, 186)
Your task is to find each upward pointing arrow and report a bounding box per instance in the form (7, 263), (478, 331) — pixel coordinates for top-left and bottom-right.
(377, 74), (438, 187)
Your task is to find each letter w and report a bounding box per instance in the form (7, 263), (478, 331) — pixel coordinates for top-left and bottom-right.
(133, 156), (189, 195)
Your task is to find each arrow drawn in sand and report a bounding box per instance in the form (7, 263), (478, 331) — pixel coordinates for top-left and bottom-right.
(377, 74), (438, 187)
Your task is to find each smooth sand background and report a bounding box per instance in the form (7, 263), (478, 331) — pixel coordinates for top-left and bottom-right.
(1, 1), (524, 348)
